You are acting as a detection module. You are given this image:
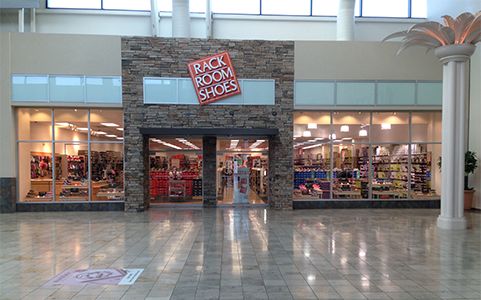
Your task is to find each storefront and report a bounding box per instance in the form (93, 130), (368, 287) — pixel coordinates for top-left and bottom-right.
(0, 33), (445, 212)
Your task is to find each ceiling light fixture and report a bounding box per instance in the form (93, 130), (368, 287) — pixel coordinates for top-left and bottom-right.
(55, 122), (71, 127)
(106, 134), (117, 138)
(302, 130), (312, 137)
(302, 143), (324, 150)
(77, 127), (89, 131)
(249, 140), (266, 149)
(116, 137), (124, 140)
(116, 128), (124, 131)
(101, 123), (119, 127)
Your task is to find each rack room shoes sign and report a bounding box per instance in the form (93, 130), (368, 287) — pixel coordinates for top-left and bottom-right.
(188, 52), (241, 105)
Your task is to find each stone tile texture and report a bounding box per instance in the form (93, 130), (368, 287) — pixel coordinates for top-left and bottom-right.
(122, 38), (294, 211)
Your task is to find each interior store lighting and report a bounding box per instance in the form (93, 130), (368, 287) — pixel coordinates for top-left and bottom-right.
(229, 139), (239, 149)
(106, 134), (117, 138)
(303, 130), (311, 137)
(381, 123), (391, 130)
(95, 131), (107, 135)
(359, 129), (368, 137)
(329, 133), (337, 140)
(340, 125), (349, 132)
(55, 122), (71, 127)
(116, 128), (124, 131)
(249, 140), (266, 149)
(302, 143), (323, 150)
(101, 123), (119, 127)
(116, 137), (124, 140)
(307, 123), (317, 129)
(77, 127), (89, 131)
(175, 138), (200, 150)
(152, 138), (181, 149)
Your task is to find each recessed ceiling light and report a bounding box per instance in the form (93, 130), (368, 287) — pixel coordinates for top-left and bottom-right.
(302, 130), (311, 137)
(381, 123), (391, 130)
(101, 123), (119, 127)
(96, 131), (107, 135)
(116, 128), (124, 131)
(116, 137), (124, 140)
(106, 134), (117, 138)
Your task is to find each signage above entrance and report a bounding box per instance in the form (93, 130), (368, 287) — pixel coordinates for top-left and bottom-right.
(187, 52), (241, 105)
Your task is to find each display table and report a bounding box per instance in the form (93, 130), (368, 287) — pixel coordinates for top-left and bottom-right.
(333, 190), (362, 199)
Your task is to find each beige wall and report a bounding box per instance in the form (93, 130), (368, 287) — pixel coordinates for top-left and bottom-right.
(295, 41), (443, 80)
(10, 33), (121, 75)
(0, 33), (16, 177)
(469, 46), (481, 209)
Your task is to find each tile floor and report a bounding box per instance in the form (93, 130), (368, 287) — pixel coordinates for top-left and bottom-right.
(0, 208), (480, 300)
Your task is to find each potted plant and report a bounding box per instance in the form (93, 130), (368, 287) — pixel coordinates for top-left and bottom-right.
(438, 151), (478, 209)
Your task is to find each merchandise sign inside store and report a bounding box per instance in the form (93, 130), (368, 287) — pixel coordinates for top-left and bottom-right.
(188, 52), (241, 105)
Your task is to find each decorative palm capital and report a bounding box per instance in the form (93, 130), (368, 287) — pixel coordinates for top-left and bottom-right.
(384, 11), (481, 55)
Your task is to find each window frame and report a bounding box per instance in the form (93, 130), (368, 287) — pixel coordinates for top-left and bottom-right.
(46, 0), (426, 19)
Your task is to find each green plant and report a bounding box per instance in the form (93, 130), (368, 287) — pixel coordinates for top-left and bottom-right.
(437, 151), (478, 190)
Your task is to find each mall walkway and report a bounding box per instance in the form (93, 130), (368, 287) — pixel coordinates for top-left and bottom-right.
(0, 208), (480, 300)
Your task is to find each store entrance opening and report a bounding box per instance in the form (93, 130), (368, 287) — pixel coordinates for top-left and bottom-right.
(149, 137), (203, 205)
(216, 138), (268, 206)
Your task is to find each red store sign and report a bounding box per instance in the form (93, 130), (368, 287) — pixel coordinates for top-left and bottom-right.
(187, 52), (241, 105)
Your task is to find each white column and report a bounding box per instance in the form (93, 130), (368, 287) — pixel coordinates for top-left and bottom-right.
(172, 0), (190, 38)
(150, 0), (160, 37)
(435, 44), (475, 230)
(337, 0), (355, 41)
(30, 8), (36, 32)
(205, 0), (212, 39)
(18, 8), (24, 33)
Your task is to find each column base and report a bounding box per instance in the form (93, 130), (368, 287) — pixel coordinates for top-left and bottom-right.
(437, 215), (467, 230)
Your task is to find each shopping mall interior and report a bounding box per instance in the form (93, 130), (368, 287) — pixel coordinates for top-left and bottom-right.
(0, 1), (481, 299)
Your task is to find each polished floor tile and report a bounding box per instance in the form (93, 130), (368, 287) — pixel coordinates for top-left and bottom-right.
(0, 209), (480, 300)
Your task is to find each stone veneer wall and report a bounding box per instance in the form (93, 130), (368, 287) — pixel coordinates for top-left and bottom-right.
(122, 38), (294, 211)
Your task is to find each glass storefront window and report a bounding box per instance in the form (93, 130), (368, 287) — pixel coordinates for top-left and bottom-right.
(54, 109), (89, 141)
(371, 112), (409, 143)
(293, 112), (331, 199)
(55, 142), (89, 201)
(18, 142), (54, 202)
(293, 111), (441, 201)
(90, 108), (124, 141)
(17, 108), (52, 141)
(411, 112), (441, 143)
(16, 108), (124, 203)
(372, 144), (409, 199)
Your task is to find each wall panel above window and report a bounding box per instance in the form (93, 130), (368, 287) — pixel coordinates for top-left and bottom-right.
(12, 75), (49, 102)
(294, 80), (441, 107)
(144, 77), (274, 105)
(377, 82), (416, 105)
(49, 76), (85, 102)
(11, 74), (122, 105)
(337, 82), (376, 105)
